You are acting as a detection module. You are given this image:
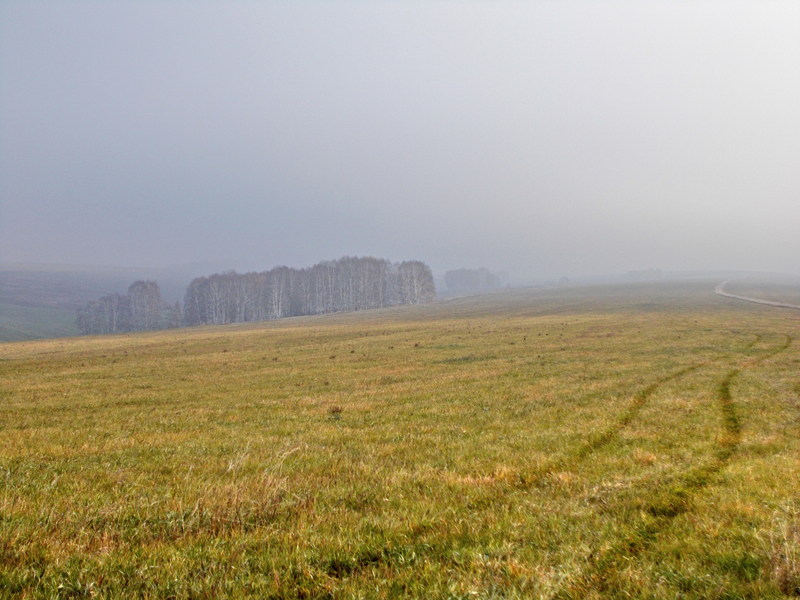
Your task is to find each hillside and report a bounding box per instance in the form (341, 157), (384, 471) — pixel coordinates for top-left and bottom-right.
(1, 281), (798, 598)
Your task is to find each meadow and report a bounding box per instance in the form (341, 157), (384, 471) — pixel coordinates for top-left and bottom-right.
(1, 280), (798, 599)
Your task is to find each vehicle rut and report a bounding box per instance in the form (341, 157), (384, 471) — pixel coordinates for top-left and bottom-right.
(554, 334), (792, 599)
(518, 333), (761, 489)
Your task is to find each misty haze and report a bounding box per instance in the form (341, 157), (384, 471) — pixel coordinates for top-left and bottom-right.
(1, 2), (799, 599)
(1, 2), (798, 280)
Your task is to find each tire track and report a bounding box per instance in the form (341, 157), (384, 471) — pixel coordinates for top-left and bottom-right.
(323, 335), (765, 583)
(554, 334), (792, 599)
(518, 333), (760, 489)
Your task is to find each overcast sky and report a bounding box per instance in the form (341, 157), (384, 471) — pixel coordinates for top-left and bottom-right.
(1, 1), (798, 280)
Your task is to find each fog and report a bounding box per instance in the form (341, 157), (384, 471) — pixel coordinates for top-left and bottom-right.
(1, 1), (798, 282)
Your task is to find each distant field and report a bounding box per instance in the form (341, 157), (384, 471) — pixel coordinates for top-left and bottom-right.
(0, 266), (137, 343)
(0, 302), (78, 341)
(0, 267), (137, 309)
(0, 264), (193, 342)
(1, 281), (798, 599)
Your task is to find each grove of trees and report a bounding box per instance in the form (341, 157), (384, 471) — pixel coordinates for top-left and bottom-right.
(184, 257), (435, 326)
(77, 257), (435, 334)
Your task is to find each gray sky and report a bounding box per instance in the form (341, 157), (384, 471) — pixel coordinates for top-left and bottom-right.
(1, 1), (798, 280)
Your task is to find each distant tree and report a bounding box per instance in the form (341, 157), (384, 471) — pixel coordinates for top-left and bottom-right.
(76, 301), (101, 335)
(268, 266), (292, 319)
(76, 293), (131, 335)
(167, 301), (183, 329)
(128, 280), (163, 331)
(398, 261), (436, 305)
(183, 277), (206, 327)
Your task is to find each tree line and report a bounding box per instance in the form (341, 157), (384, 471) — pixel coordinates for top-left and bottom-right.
(77, 256), (435, 334)
(184, 257), (434, 326)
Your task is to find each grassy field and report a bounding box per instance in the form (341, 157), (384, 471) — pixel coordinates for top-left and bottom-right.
(1, 280), (798, 599)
